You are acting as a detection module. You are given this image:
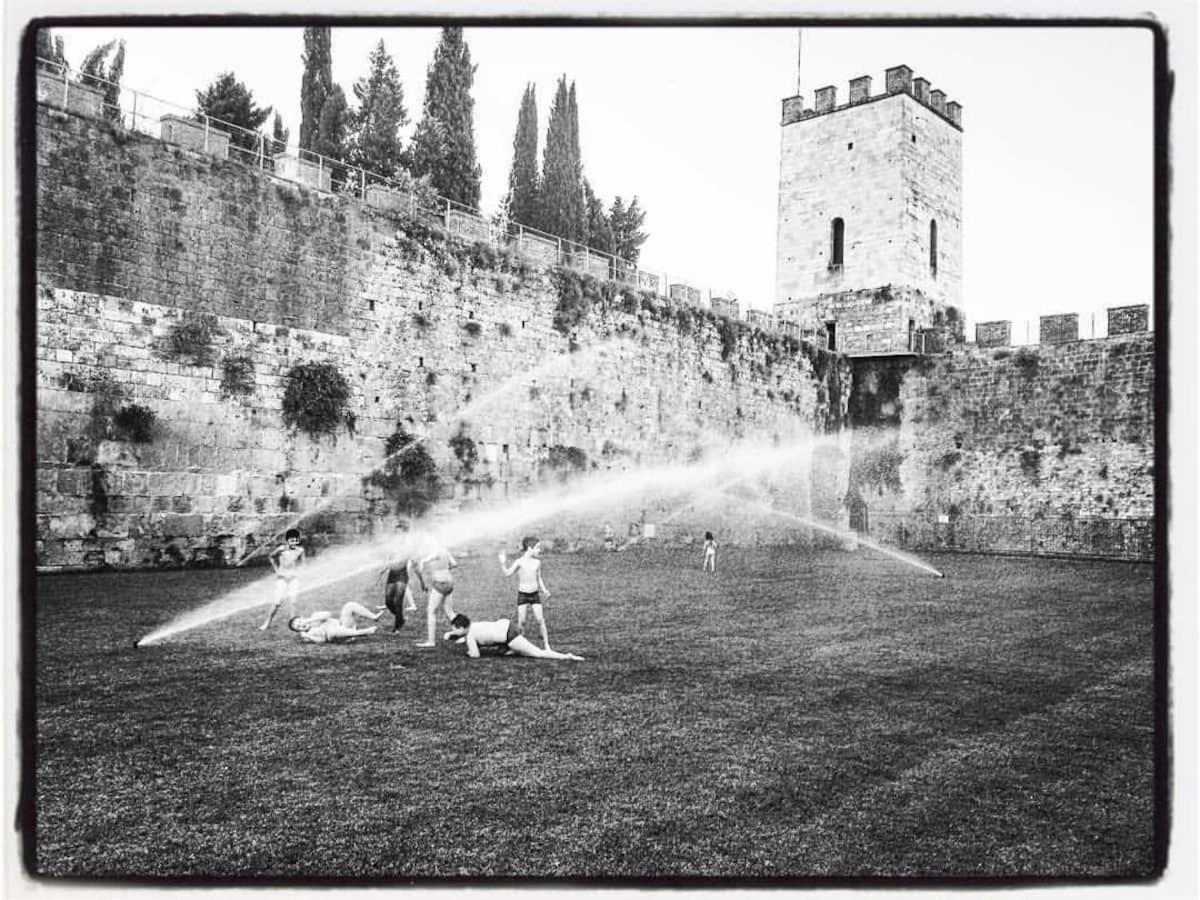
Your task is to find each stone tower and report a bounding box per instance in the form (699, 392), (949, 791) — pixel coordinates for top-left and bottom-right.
(774, 65), (963, 356)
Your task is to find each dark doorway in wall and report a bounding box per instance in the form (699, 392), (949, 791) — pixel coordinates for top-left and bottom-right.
(825, 321), (837, 351)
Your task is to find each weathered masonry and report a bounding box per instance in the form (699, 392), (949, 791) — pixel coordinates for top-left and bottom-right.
(775, 65), (963, 356)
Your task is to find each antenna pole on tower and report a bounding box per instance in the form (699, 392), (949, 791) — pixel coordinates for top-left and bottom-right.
(796, 29), (803, 95)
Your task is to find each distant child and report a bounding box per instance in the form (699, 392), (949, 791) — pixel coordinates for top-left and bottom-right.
(499, 536), (553, 651)
(288, 601), (383, 644)
(415, 543), (458, 648)
(383, 554), (424, 632)
(260, 528), (306, 630)
(702, 531), (717, 573)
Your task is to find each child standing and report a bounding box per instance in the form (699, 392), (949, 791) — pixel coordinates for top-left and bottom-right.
(702, 531), (717, 573)
(261, 528), (306, 630)
(415, 543), (458, 648)
(383, 554), (424, 632)
(499, 536), (553, 651)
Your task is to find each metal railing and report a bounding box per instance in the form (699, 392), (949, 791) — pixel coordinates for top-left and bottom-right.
(34, 57), (755, 319)
(868, 512), (1154, 561)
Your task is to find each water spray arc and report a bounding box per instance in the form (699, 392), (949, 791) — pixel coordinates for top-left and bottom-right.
(724, 494), (944, 578)
(137, 427), (939, 646)
(231, 342), (617, 569)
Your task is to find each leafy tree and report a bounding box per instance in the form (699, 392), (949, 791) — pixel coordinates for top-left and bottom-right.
(407, 27), (481, 208)
(583, 179), (613, 254)
(35, 28), (67, 70)
(299, 26), (333, 152)
(505, 83), (540, 229)
(270, 112), (289, 155)
(610, 195), (648, 264)
(79, 39), (125, 123)
(539, 75), (584, 243)
(194, 72), (272, 151)
(348, 40), (408, 179)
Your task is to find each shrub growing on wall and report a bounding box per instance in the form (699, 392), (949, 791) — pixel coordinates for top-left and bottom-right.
(448, 423), (479, 478)
(717, 318), (739, 361)
(542, 444), (588, 482)
(363, 425), (441, 517)
(281, 361), (352, 438)
(551, 268), (588, 335)
(162, 312), (223, 367)
(220, 353), (255, 398)
(113, 403), (158, 443)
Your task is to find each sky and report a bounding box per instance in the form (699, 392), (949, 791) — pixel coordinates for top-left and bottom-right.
(29, 22), (1154, 330)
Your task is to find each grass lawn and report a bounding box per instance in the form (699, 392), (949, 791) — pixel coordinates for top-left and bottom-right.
(28, 546), (1160, 882)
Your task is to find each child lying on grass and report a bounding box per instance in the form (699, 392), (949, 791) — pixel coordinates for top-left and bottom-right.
(288, 601), (384, 644)
(444, 614), (584, 661)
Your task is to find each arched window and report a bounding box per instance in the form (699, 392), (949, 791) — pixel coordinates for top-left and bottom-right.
(830, 218), (845, 268)
(929, 219), (938, 276)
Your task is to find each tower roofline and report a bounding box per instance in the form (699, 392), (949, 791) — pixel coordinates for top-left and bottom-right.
(781, 89), (963, 131)
(781, 63), (963, 130)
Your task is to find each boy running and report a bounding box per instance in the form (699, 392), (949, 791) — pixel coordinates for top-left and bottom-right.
(260, 528), (306, 630)
(499, 536), (553, 651)
(446, 614), (583, 661)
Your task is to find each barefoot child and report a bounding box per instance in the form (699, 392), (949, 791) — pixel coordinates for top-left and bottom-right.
(446, 614), (583, 661)
(383, 553), (424, 632)
(499, 536), (553, 651)
(702, 531), (717, 573)
(260, 528), (306, 630)
(288, 601), (384, 644)
(415, 543), (458, 648)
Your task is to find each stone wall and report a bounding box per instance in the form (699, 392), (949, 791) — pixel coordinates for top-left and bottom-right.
(34, 104), (832, 569)
(847, 334), (1155, 556)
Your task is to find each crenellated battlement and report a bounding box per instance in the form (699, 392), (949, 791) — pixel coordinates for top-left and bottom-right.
(781, 63), (963, 129)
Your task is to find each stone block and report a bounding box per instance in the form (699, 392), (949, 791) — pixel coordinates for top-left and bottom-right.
(365, 185), (415, 215)
(975, 321), (1011, 348)
(1040, 314), (1079, 345)
(781, 96), (805, 125)
(1107, 304), (1149, 335)
(36, 69), (105, 119)
(160, 115), (232, 161)
(272, 153), (332, 192)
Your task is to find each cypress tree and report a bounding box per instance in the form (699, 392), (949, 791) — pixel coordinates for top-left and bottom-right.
(314, 84), (351, 186)
(35, 28), (67, 70)
(348, 40), (408, 179)
(408, 27), (482, 208)
(583, 179), (613, 254)
(539, 75), (584, 243)
(79, 39), (125, 123)
(271, 112), (290, 155)
(505, 83), (540, 228)
(299, 26), (333, 152)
